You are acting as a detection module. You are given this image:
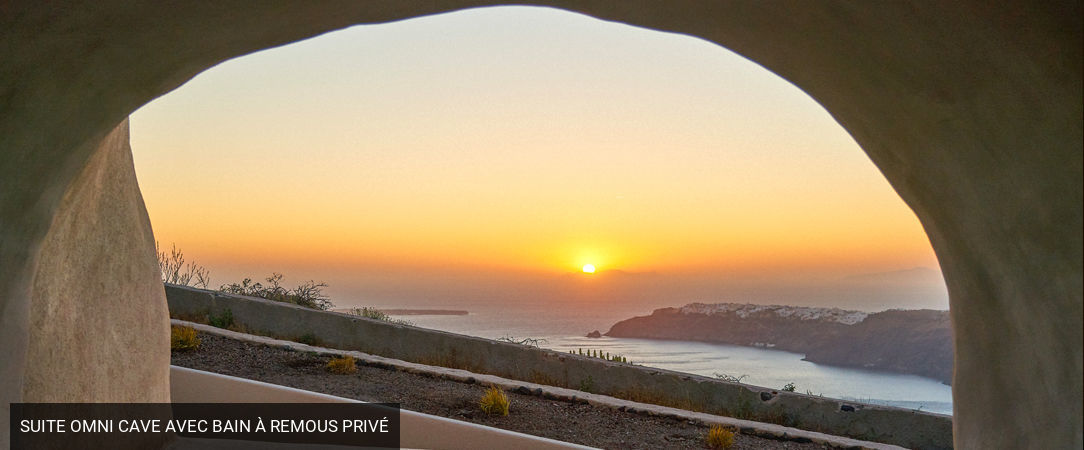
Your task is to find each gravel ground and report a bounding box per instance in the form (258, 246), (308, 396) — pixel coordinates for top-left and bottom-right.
(172, 332), (831, 449)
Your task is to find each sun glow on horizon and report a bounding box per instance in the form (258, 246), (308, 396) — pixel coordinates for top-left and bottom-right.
(130, 6), (942, 300)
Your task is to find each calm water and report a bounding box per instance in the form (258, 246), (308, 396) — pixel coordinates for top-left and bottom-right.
(348, 298), (953, 415)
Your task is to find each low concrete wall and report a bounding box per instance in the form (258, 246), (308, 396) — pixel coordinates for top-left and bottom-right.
(176, 320), (905, 450)
(166, 284), (953, 449)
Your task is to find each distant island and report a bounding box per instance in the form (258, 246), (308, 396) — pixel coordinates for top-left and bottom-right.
(604, 302), (953, 384)
(334, 308), (468, 316)
(380, 309), (469, 316)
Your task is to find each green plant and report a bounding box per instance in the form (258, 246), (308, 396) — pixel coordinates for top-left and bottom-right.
(219, 273), (333, 311)
(705, 424), (735, 449)
(327, 355), (357, 374)
(209, 308), (234, 329)
(170, 325), (200, 351)
(782, 382), (796, 392)
(479, 385), (509, 416)
(578, 375), (595, 393)
(297, 333), (318, 346)
(157, 242), (210, 288)
(573, 348), (627, 362)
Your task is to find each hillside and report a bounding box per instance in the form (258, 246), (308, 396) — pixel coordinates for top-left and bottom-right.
(605, 303), (953, 384)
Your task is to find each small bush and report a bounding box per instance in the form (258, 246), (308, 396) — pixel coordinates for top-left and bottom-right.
(479, 386), (510, 416)
(349, 307), (413, 326)
(705, 424), (735, 449)
(170, 325), (200, 351)
(573, 347), (627, 362)
(297, 333), (319, 346)
(327, 355), (357, 374)
(220, 273), (333, 311)
(782, 382), (796, 392)
(209, 308), (234, 329)
(578, 375), (595, 393)
(351, 306), (390, 321)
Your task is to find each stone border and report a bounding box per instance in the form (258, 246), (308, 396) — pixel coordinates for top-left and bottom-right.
(166, 284), (951, 449)
(173, 319), (904, 450)
(170, 366), (592, 449)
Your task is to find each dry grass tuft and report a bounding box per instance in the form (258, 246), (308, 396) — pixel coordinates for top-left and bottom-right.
(705, 424), (736, 449)
(479, 385), (510, 416)
(170, 325), (200, 351)
(326, 355), (357, 374)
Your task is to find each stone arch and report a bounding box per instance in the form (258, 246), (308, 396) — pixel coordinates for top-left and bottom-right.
(1, 2), (1080, 448)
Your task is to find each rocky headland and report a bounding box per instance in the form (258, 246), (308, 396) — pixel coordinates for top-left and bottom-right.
(604, 303), (953, 384)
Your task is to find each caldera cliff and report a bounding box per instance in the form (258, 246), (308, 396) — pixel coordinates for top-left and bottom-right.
(604, 303), (953, 384)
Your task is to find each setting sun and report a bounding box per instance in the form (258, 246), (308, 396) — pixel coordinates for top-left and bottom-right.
(131, 5), (944, 306)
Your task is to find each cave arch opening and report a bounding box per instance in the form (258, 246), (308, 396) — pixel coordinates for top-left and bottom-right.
(5, 2), (1078, 447)
(131, 6), (952, 411)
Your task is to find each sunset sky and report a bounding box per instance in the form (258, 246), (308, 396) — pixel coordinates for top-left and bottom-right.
(130, 7), (947, 311)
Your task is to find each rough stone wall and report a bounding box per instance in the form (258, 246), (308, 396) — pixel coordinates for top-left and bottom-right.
(0, 1), (1080, 449)
(23, 120), (170, 403)
(0, 119), (170, 447)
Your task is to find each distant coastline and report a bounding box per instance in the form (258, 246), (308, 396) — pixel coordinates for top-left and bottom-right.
(381, 309), (469, 316)
(604, 302), (953, 384)
(332, 308), (469, 316)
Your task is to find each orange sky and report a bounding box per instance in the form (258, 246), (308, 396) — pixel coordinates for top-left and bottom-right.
(130, 7), (943, 309)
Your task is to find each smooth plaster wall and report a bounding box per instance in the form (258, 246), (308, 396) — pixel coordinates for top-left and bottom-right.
(0, 1), (1080, 449)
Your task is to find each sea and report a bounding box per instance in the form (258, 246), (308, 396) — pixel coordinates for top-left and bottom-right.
(343, 297), (954, 416)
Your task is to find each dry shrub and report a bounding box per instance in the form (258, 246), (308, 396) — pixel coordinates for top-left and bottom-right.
(350, 307), (413, 326)
(479, 385), (510, 416)
(170, 325), (200, 351)
(327, 355), (357, 374)
(157, 242), (210, 288)
(220, 273), (333, 310)
(705, 424), (735, 449)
